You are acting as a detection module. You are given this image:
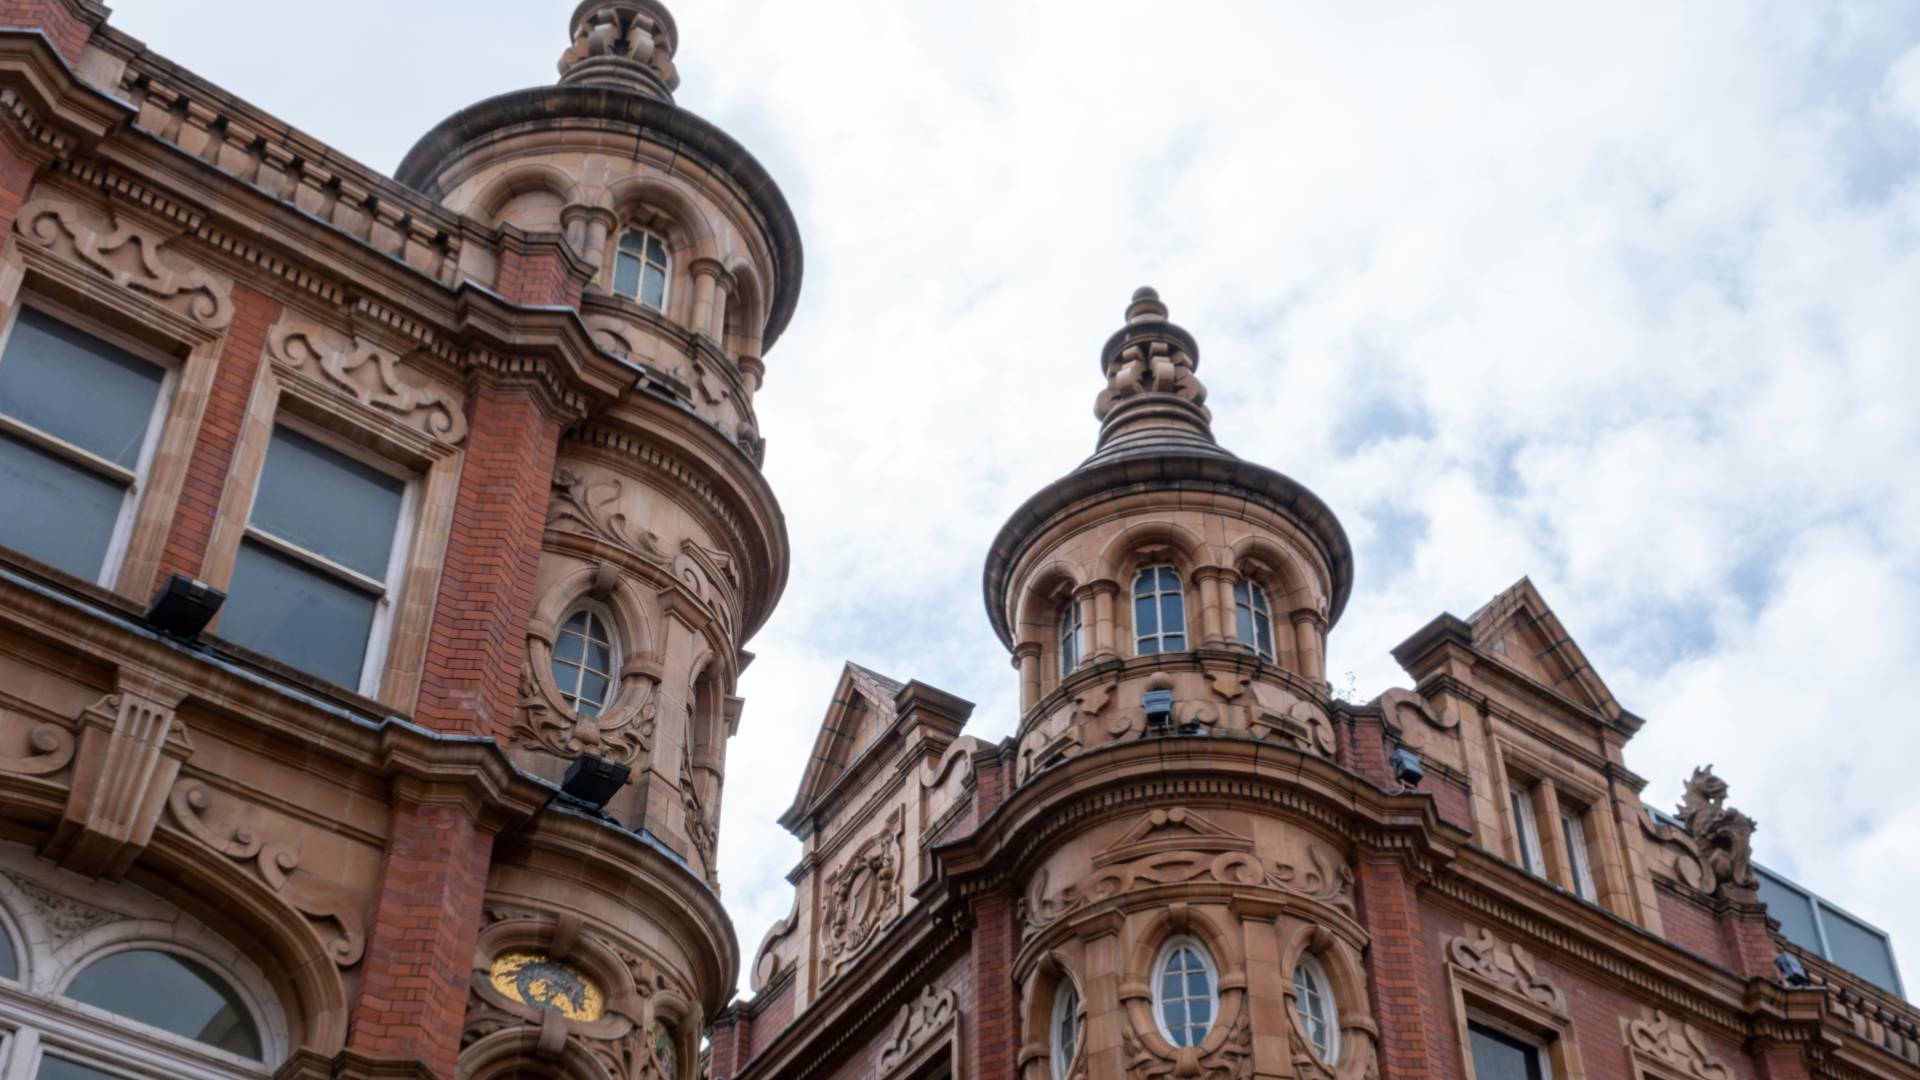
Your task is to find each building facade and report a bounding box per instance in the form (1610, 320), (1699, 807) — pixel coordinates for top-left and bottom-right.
(0, 4), (1911, 1080)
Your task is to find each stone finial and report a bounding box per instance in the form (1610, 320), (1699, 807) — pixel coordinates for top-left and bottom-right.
(1677, 765), (1758, 899)
(558, 0), (681, 101)
(1091, 287), (1214, 450)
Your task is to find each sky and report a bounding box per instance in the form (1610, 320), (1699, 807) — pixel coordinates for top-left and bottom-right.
(106, 1), (1920, 994)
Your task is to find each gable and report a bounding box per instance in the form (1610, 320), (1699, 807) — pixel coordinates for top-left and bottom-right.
(779, 662), (906, 830)
(1467, 578), (1621, 720)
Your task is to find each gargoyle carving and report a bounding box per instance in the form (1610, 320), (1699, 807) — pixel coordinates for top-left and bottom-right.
(821, 806), (905, 975)
(548, 468), (671, 560)
(1445, 926), (1566, 1016)
(1676, 766), (1757, 898)
(1624, 1008), (1734, 1080)
(266, 320), (466, 442)
(15, 195), (234, 328)
(167, 779), (366, 966)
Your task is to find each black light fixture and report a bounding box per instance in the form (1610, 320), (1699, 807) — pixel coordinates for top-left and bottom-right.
(143, 574), (225, 643)
(559, 753), (631, 814)
(1389, 747), (1424, 788)
(1142, 689), (1174, 732)
(1775, 951), (1812, 988)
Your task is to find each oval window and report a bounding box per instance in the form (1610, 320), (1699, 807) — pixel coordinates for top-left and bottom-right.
(1152, 936), (1216, 1048)
(1293, 952), (1339, 1063)
(65, 949), (261, 1058)
(551, 604), (619, 716)
(1051, 979), (1080, 1078)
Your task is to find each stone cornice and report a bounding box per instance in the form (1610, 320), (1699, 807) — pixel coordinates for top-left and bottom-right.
(0, 31), (130, 163)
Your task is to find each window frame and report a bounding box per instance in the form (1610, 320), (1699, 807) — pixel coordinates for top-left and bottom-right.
(230, 415), (420, 696)
(1508, 783), (1546, 879)
(1558, 809), (1596, 902)
(1233, 577), (1276, 661)
(1291, 952), (1340, 1065)
(1049, 977), (1080, 1080)
(612, 227), (673, 313)
(1056, 596), (1083, 679)
(1132, 564), (1188, 656)
(0, 297), (179, 588)
(551, 599), (623, 717)
(1464, 1015), (1555, 1080)
(1150, 935), (1218, 1050)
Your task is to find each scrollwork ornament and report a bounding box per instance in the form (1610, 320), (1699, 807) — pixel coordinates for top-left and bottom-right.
(1445, 926), (1566, 1015)
(14, 196), (233, 328)
(1625, 1008), (1734, 1080)
(513, 665), (655, 766)
(548, 468), (671, 560)
(266, 320), (466, 442)
(0, 713), (76, 775)
(822, 806), (905, 974)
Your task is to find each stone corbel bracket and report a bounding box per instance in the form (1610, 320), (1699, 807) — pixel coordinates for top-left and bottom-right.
(266, 316), (469, 444)
(42, 671), (193, 879)
(14, 193), (235, 328)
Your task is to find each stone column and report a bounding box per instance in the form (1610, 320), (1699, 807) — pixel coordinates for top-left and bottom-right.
(688, 258), (731, 338)
(1015, 643), (1043, 714)
(1195, 567), (1229, 646)
(1089, 582), (1120, 660)
(1291, 610), (1326, 681)
(561, 205), (617, 273)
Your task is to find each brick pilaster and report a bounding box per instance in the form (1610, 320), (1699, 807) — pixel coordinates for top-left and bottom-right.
(346, 800), (494, 1079)
(969, 893), (1019, 1079)
(1354, 858), (1444, 1080)
(0, 142), (37, 241)
(153, 283), (278, 589)
(412, 384), (562, 739)
(0, 0), (102, 66)
(494, 245), (584, 309)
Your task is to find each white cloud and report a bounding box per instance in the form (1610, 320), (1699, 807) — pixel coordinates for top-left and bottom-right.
(106, 0), (1920, 994)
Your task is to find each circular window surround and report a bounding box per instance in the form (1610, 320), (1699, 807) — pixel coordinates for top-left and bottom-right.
(1149, 934), (1221, 1049)
(549, 598), (625, 715)
(523, 571), (662, 763)
(1290, 950), (1342, 1066)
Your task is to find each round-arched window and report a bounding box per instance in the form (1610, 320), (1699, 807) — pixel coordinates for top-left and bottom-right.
(0, 919), (16, 980)
(65, 948), (262, 1059)
(1234, 579), (1275, 661)
(1051, 979), (1080, 1079)
(1292, 953), (1339, 1063)
(551, 604), (619, 716)
(1152, 936), (1216, 1049)
(614, 228), (671, 312)
(1133, 565), (1187, 655)
(1057, 597), (1084, 678)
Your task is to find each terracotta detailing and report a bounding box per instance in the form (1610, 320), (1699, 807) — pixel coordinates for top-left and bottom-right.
(0, 0), (99, 65)
(346, 800), (494, 1079)
(968, 893), (1018, 1079)
(1355, 859), (1439, 1080)
(153, 283), (278, 589)
(495, 244), (584, 309)
(412, 386), (561, 739)
(0, 142), (37, 241)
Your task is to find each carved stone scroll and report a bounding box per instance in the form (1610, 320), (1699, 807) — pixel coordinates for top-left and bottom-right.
(0, 710), (76, 776)
(167, 778), (366, 966)
(44, 685), (192, 879)
(547, 468), (670, 560)
(876, 984), (961, 1078)
(1623, 1009), (1734, 1080)
(14, 195), (234, 328)
(265, 317), (467, 443)
(1445, 926), (1567, 1016)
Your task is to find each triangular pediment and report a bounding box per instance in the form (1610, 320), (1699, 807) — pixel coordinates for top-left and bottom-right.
(1094, 806), (1252, 868)
(779, 662), (906, 830)
(1467, 578), (1620, 720)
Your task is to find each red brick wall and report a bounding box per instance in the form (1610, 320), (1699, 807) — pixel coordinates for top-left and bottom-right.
(152, 282), (277, 590)
(1357, 858), (1443, 1080)
(494, 246), (583, 309)
(412, 385), (561, 739)
(968, 894), (1017, 1079)
(347, 800), (494, 1079)
(0, 0), (98, 65)
(0, 143), (38, 242)
(1657, 889), (1733, 969)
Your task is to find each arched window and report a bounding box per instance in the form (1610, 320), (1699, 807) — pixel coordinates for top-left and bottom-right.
(1152, 937), (1216, 1049)
(65, 949), (263, 1059)
(1234, 579), (1275, 661)
(551, 604), (619, 716)
(1133, 565), (1187, 655)
(1057, 597), (1084, 677)
(0, 919), (15, 980)
(1050, 979), (1080, 1079)
(613, 228), (671, 312)
(1292, 953), (1339, 1063)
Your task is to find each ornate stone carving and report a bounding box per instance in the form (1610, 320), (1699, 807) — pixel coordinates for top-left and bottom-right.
(0, 870), (127, 939)
(14, 195), (234, 328)
(1675, 766), (1757, 899)
(1022, 809), (1353, 936)
(1624, 1008), (1734, 1080)
(821, 805), (905, 976)
(1122, 1011), (1252, 1079)
(45, 687), (192, 879)
(1445, 926), (1566, 1016)
(876, 984), (960, 1077)
(513, 664), (655, 766)
(749, 893), (800, 993)
(265, 318), (467, 443)
(680, 741), (717, 886)
(0, 709), (76, 776)
(1095, 337), (1208, 421)
(558, 1), (680, 93)
(548, 468), (670, 560)
(167, 779), (366, 966)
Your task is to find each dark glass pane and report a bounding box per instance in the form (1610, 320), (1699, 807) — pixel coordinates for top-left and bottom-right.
(579, 671), (610, 707)
(66, 949), (262, 1059)
(35, 1058), (122, 1080)
(223, 541), (377, 688)
(552, 626), (585, 666)
(1187, 970), (1209, 997)
(0, 433), (126, 578)
(1823, 906), (1901, 991)
(641, 265), (667, 310)
(613, 252), (642, 297)
(1469, 1024), (1543, 1080)
(1256, 615), (1273, 658)
(1161, 593), (1185, 634)
(1157, 566), (1180, 591)
(1190, 997), (1212, 1026)
(1135, 595), (1158, 638)
(1163, 1000), (1186, 1031)
(1236, 605), (1254, 646)
(0, 308), (163, 468)
(1134, 572), (1153, 596)
(618, 231), (649, 254)
(646, 235), (668, 265)
(584, 614), (611, 646)
(0, 924), (14, 979)
(587, 642), (612, 674)
(251, 428), (403, 580)
(1164, 633), (1186, 651)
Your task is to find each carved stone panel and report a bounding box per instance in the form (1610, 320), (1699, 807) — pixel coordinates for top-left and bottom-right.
(1444, 926), (1567, 1016)
(819, 805), (905, 980)
(876, 984), (961, 1079)
(265, 317), (467, 443)
(14, 194), (234, 328)
(1622, 1008), (1734, 1080)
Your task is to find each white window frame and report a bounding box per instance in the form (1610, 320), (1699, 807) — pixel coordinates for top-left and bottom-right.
(552, 599), (623, 716)
(1291, 952), (1340, 1064)
(1133, 564), (1188, 656)
(613, 227), (673, 313)
(1234, 578), (1276, 661)
(234, 416), (419, 696)
(1465, 1014), (1555, 1080)
(1057, 597), (1083, 678)
(1560, 810), (1596, 902)
(0, 298), (177, 587)
(1150, 935), (1218, 1050)
(1509, 785), (1545, 878)
(1049, 978), (1080, 1080)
